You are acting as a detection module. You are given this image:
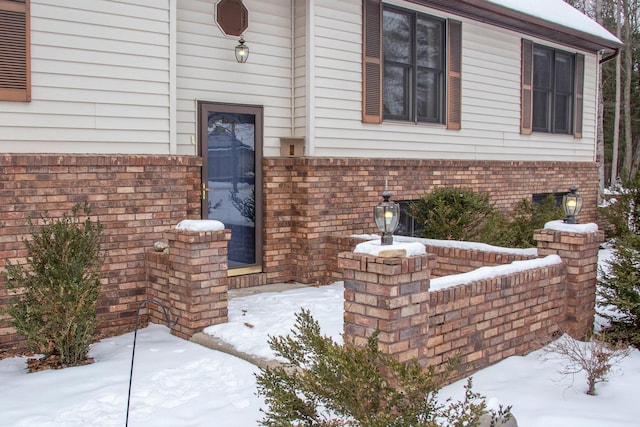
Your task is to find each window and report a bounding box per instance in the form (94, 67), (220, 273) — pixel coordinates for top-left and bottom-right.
(362, 0), (461, 128)
(532, 192), (564, 207)
(521, 40), (584, 137)
(383, 6), (445, 123)
(533, 46), (575, 134)
(395, 200), (424, 237)
(0, 0), (30, 102)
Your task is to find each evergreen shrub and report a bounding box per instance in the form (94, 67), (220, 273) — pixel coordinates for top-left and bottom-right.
(408, 187), (494, 241)
(480, 194), (564, 248)
(598, 233), (640, 348)
(256, 309), (511, 427)
(597, 173), (640, 348)
(598, 174), (640, 240)
(3, 203), (104, 369)
(408, 187), (563, 248)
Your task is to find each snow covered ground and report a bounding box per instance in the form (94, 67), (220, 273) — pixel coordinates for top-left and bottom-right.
(1, 324), (263, 427)
(1, 249), (639, 426)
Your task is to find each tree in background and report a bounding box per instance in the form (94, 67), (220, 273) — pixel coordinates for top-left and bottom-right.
(598, 173), (640, 347)
(598, 232), (640, 347)
(566, 0), (640, 187)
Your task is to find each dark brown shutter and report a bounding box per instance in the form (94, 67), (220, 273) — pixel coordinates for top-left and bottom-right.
(362, 0), (382, 123)
(574, 53), (585, 138)
(446, 19), (462, 130)
(0, 0), (30, 102)
(520, 39), (533, 135)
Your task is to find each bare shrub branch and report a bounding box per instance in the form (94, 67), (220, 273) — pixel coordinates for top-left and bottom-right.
(539, 334), (630, 395)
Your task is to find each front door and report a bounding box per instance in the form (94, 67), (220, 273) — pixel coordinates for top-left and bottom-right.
(199, 102), (263, 275)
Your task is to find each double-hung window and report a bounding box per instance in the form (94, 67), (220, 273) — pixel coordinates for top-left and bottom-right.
(362, 0), (461, 129)
(382, 6), (445, 124)
(521, 39), (584, 138)
(533, 45), (575, 134)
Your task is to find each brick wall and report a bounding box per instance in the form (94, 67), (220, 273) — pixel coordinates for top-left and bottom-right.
(340, 226), (602, 382)
(426, 262), (567, 380)
(426, 246), (537, 276)
(263, 158), (599, 285)
(146, 229), (230, 339)
(0, 154), (201, 350)
(327, 235), (538, 281)
(341, 253), (435, 366)
(340, 254), (572, 383)
(0, 153), (599, 352)
(535, 228), (604, 338)
(325, 235), (369, 282)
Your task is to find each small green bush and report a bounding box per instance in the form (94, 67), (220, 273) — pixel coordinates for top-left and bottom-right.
(409, 187), (563, 248)
(256, 309), (511, 427)
(480, 195), (564, 248)
(3, 203), (104, 368)
(408, 187), (495, 241)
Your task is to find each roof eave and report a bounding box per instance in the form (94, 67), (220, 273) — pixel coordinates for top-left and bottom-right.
(407, 0), (623, 53)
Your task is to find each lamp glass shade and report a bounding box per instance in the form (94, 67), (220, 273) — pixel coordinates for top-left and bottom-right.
(235, 39), (249, 63)
(564, 198), (577, 215)
(373, 202), (399, 234)
(562, 186), (583, 223)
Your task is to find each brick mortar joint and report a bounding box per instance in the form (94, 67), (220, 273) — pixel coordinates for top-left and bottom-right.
(339, 251), (433, 263)
(166, 229), (231, 242)
(534, 228), (604, 242)
(0, 153), (202, 167)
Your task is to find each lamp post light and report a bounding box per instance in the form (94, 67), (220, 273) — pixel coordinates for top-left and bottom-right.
(562, 185), (583, 224)
(373, 182), (400, 245)
(235, 37), (249, 63)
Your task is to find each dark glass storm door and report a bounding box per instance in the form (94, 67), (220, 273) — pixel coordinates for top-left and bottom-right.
(199, 102), (263, 275)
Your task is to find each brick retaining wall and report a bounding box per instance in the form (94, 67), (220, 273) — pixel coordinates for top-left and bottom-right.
(535, 228), (604, 338)
(426, 262), (567, 380)
(0, 153), (600, 351)
(327, 235), (538, 280)
(427, 246), (537, 276)
(340, 253), (571, 382)
(0, 154), (201, 349)
(147, 229), (230, 339)
(340, 226), (602, 381)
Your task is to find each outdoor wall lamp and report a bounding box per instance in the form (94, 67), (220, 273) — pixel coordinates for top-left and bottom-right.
(235, 37), (249, 63)
(374, 181), (400, 245)
(562, 185), (583, 224)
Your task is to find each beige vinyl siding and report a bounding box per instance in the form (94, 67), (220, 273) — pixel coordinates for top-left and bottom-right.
(176, 0), (293, 156)
(0, 0), (600, 161)
(306, 0), (362, 152)
(0, 0), (171, 154)
(311, 0), (598, 162)
(293, 0), (306, 139)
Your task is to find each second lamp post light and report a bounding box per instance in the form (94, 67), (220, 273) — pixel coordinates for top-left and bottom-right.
(374, 181), (400, 245)
(562, 185), (583, 224)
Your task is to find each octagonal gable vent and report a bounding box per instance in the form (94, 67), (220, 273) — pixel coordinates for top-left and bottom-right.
(216, 0), (248, 37)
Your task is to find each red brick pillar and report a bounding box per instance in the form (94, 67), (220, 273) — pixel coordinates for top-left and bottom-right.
(162, 228), (230, 339)
(339, 252), (435, 365)
(534, 224), (604, 339)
